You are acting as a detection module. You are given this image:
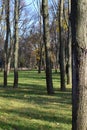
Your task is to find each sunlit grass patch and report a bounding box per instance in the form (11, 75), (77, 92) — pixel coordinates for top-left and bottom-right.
(0, 70), (71, 130)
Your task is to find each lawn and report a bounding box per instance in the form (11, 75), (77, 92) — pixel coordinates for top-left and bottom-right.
(0, 70), (72, 130)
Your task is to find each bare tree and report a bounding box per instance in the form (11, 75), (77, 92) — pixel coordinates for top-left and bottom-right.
(4, 0), (10, 87)
(37, 1), (43, 73)
(66, 0), (72, 85)
(42, 0), (54, 94)
(59, 0), (66, 91)
(13, 0), (19, 88)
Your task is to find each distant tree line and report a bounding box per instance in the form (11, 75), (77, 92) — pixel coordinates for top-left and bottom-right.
(0, 0), (71, 91)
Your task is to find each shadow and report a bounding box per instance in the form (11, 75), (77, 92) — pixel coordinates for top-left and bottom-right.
(0, 120), (39, 130)
(0, 88), (71, 130)
(0, 107), (71, 125)
(0, 85), (71, 105)
(0, 70), (72, 129)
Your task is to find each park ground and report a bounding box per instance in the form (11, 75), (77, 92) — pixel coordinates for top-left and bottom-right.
(0, 70), (72, 130)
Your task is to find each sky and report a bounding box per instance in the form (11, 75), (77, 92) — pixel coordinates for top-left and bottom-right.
(18, 0), (41, 37)
(20, 0), (59, 36)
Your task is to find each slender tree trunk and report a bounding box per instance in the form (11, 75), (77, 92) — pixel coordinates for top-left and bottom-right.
(7, 37), (13, 75)
(4, 0), (10, 87)
(38, 15), (43, 73)
(55, 25), (59, 73)
(4, 53), (7, 87)
(66, 0), (72, 85)
(38, 43), (43, 73)
(55, 5), (60, 74)
(14, 0), (19, 88)
(55, 44), (59, 73)
(72, 0), (87, 129)
(42, 0), (54, 94)
(59, 0), (66, 91)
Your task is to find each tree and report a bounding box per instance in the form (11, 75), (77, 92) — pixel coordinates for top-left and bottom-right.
(4, 0), (10, 87)
(66, 0), (72, 85)
(71, 0), (87, 129)
(42, 0), (54, 94)
(38, 10), (43, 73)
(59, 0), (66, 91)
(13, 0), (19, 88)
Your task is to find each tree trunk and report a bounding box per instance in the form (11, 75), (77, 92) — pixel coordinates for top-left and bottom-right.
(71, 0), (87, 129)
(71, 0), (78, 129)
(7, 37), (13, 75)
(4, 0), (10, 87)
(38, 15), (43, 73)
(38, 43), (43, 73)
(59, 0), (66, 91)
(42, 0), (54, 94)
(14, 0), (19, 88)
(66, 0), (72, 85)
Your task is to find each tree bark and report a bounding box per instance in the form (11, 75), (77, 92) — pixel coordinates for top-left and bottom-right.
(4, 0), (10, 87)
(14, 0), (19, 88)
(71, 0), (78, 129)
(38, 14), (43, 73)
(42, 0), (54, 94)
(66, 0), (72, 85)
(7, 37), (13, 75)
(59, 0), (66, 91)
(71, 0), (87, 129)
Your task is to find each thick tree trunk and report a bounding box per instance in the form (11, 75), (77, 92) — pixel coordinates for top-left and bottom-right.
(71, 0), (78, 129)
(76, 1), (87, 129)
(59, 0), (66, 91)
(14, 0), (19, 88)
(42, 0), (54, 94)
(71, 0), (87, 129)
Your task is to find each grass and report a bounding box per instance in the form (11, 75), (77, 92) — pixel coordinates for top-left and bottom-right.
(0, 70), (72, 130)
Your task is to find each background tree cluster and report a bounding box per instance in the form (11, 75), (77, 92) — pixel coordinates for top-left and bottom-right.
(0, 0), (71, 90)
(0, 1), (70, 67)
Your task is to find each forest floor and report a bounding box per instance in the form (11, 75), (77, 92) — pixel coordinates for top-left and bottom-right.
(0, 70), (72, 130)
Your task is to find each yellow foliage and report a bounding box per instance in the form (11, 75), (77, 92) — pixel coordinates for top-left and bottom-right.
(36, 56), (40, 60)
(56, 27), (59, 32)
(62, 20), (68, 30)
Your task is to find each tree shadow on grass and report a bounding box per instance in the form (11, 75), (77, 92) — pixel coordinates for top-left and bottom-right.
(0, 120), (39, 130)
(0, 86), (71, 130)
(0, 84), (71, 105)
(0, 106), (71, 125)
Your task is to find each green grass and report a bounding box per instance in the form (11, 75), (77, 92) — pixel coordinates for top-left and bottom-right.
(0, 70), (72, 130)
